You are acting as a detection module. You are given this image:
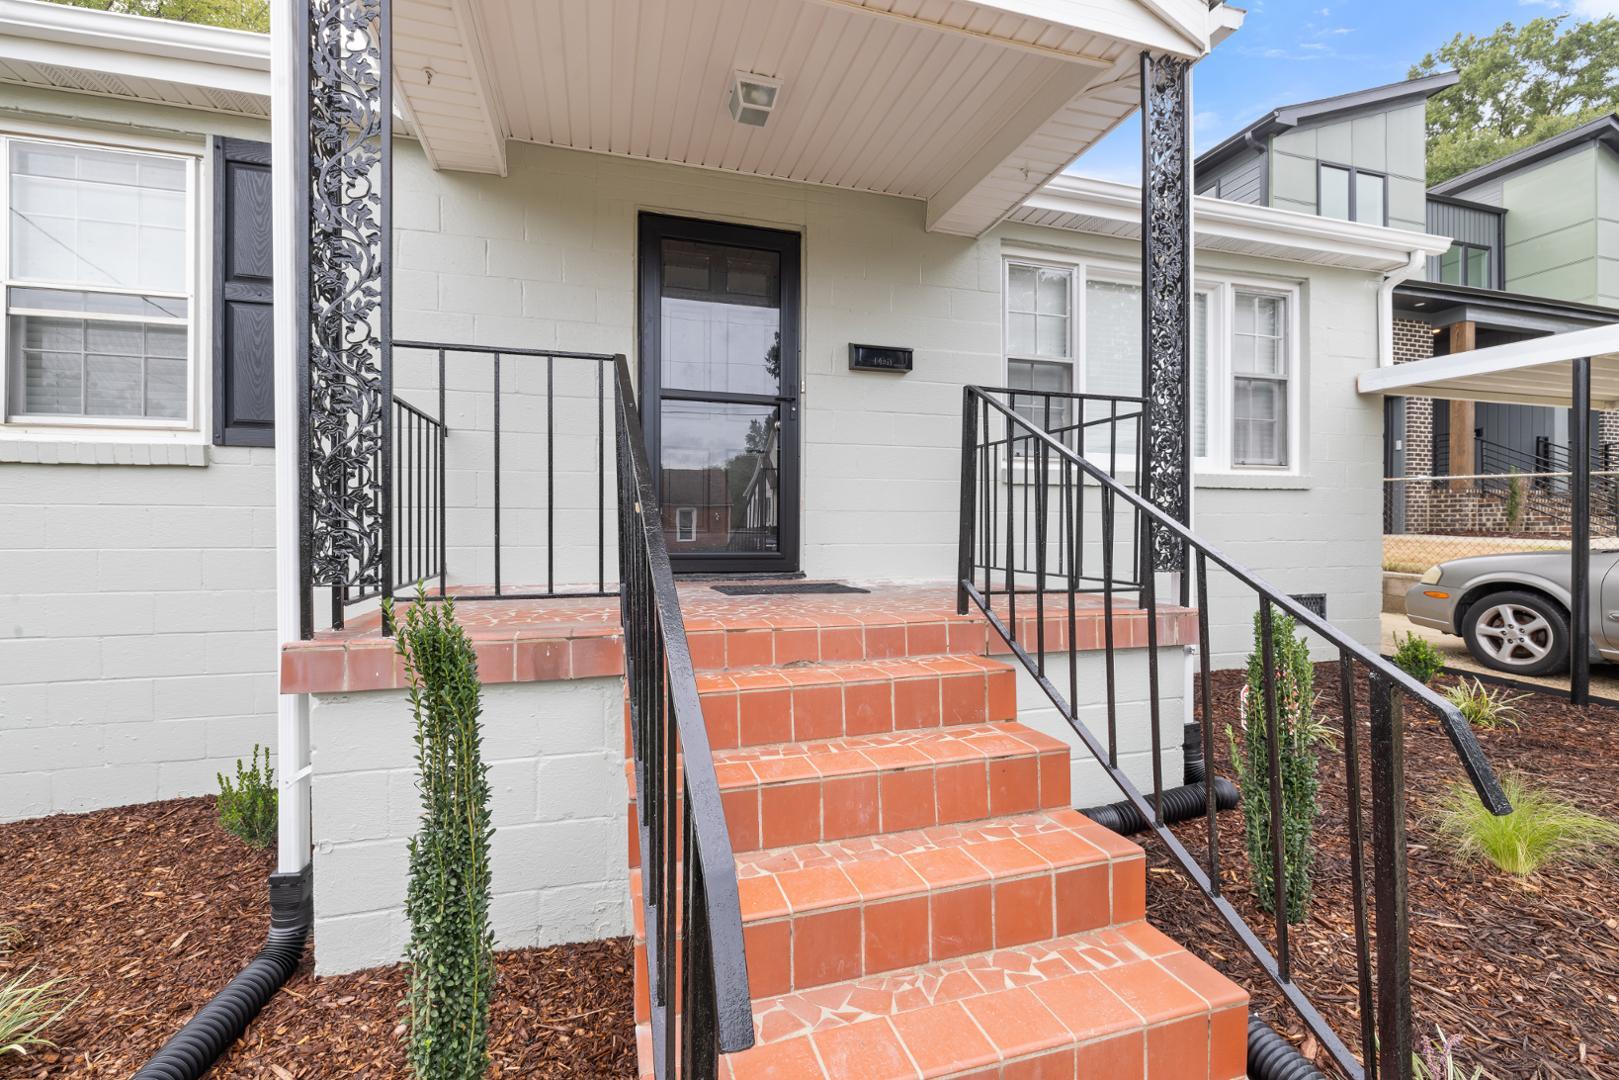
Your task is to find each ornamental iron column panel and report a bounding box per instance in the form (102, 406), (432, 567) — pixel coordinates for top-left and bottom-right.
(296, 0), (393, 638)
(1140, 52), (1191, 574)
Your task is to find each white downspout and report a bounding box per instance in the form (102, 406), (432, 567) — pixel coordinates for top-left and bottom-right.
(1378, 248), (1429, 368)
(271, 0), (311, 876)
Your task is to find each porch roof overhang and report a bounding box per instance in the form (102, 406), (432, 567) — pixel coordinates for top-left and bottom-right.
(1012, 174), (1451, 272)
(0, 0), (269, 117)
(1356, 324), (1619, 409)
(396, 0), (1245, 235)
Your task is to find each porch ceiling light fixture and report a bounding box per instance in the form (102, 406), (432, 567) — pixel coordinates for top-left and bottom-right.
(728, 71), (781, 127)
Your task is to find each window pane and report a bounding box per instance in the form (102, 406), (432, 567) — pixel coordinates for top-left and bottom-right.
(1466, 246), (1490, 288)
(1319, 165), (1350, 220)
(1036, 314), (1068, 358)
(1191, 293), (1209, 458)
(1233, 378), (1286, 466)
(9, 313), (187, 420)
(1438, 247), (1463, 285)
(1008, 264), (1036, 311)
(1036, 268), (1069, 315)
(1232, 293), (1285, 375)
(1007, 359), (1073, 438)
(1083, 279), (1141, 396)
(9, 141), (188, 293)
(1008, 312), (1037, 356)
(1354, 171), (1384, 225)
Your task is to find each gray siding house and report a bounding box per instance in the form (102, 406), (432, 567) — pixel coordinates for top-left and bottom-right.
(1197, 81), (1619, 529)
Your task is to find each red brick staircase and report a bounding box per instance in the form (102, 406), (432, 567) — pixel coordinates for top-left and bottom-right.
(630, 605), (1247, 1079)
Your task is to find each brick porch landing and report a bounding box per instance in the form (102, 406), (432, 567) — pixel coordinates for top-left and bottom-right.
(279, 583), (1197, 695)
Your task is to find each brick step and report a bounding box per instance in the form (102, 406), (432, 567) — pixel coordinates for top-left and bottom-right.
(634, 923), (1246, 1080)
(631, 810), (1147, 1006)
(714, 723), (1071, 852)
(696, 655), (1018, 751)
(685, 617), (991, 672)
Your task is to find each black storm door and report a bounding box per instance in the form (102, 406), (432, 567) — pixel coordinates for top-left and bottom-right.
(638, 214), (801, 574)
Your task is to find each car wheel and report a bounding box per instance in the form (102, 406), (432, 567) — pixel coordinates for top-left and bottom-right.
(1462, 590), (1569, 677)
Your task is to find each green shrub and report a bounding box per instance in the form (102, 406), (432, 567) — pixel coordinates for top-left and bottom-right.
(1391, 631), (1446, 685)
(1443, 677), (1528, 730)
(1504, 468), (1525, 531)
(217, 744), (277, 849)
(395, 596), (494, 1080)
(0, 969), (76, 1058)
(1433, 774), (1619, 876)
(1227, 608), (1328, 924)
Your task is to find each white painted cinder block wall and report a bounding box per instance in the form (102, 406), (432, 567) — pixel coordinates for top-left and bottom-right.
(0, 90), (276, 823)
(307, 680), (628, 975)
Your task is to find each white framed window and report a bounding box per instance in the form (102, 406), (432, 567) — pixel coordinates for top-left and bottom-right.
(2, 131), (199, 432)
(1004, 253), (1299, 475)
(675, 506), (697, 542)
(1190, 280), (1300, 472)
(1318, 163), (1386, 226)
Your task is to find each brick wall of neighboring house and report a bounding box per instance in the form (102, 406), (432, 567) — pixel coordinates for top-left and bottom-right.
(1392, 319), (1436, 533)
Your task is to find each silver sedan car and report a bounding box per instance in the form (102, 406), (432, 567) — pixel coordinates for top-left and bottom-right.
(1405, 550), (1619, 676)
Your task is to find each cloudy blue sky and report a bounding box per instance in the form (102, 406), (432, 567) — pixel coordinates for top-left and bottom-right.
(1072, 0), (1619, 184)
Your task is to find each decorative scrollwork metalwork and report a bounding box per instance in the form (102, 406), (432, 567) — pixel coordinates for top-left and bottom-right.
(1141, 52), (1191, 572)
(306, 0), (388, 589)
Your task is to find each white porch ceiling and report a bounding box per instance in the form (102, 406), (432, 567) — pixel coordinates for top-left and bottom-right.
(396, 0), (1240, 235)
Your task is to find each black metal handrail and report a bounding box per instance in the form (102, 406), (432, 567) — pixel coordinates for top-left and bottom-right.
(967, 387), (1147, 595)
(393, 395), (446, 596)
(328, 340), (622, 631)
(614, 354), (753, 1076)
(959, 385), (1509, 1080)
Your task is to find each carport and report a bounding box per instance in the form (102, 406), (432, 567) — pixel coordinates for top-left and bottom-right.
(1359, 324), (1619, 704)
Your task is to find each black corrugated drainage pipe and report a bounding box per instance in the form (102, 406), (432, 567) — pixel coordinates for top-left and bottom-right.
(1183, 720), (1206, 785)
(1247, 1016), (1328, 1079)
(1079, 777), (1239, 836)
(132, 867), (311, 1080)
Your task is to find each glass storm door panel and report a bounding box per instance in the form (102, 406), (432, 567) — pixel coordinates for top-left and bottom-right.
(638, 214), (800, 573)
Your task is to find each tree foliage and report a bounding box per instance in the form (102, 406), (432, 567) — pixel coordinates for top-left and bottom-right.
(1411, 15), (1619, 185)
(46, 0), (267, 34)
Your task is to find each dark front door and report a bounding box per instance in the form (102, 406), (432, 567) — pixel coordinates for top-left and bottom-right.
(638, 214), (800, 574)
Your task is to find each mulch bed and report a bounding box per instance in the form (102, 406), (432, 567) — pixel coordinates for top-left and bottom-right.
(0, 797), (636, 1078)
(1148, 663), (1619, 1079)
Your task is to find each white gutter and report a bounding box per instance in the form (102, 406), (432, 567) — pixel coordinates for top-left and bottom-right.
(0, 0), (269, 96)
(269, 0), (310, 876)
(1377, 248), (1431, 368)
(1023, 174), (1451, 275)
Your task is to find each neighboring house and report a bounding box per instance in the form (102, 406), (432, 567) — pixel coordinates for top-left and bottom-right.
(1198, 79), (1619, 536)
(1, 1), (1473, 1075)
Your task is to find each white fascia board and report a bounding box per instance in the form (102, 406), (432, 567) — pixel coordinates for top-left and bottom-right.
(1025, 174), (1453, 272)
(963, 0), (1210, 57)
(1357, 325), (1619, 399)
(0, 0), (268, 95)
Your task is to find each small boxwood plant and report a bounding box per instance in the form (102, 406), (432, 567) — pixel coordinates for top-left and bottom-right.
(394, 594), (495, 1080)
(1391, 631), (1445, 686)
(1228, 608), (1329, 924)
(217, 744), (277, 849)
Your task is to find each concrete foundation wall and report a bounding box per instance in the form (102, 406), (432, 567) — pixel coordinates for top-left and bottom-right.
(307, 679), (629, 975)
(1013, 646), (1188, 807)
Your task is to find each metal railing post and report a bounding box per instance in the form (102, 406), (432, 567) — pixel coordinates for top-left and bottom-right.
(1369, 673), (1414, 1080)
(958, 388), (978, 616)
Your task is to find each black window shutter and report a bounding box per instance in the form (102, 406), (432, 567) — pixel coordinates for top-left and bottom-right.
(212, 137), (275, 447)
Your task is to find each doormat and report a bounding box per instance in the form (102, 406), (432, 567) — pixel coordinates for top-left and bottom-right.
(710, 583), (872, 596)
